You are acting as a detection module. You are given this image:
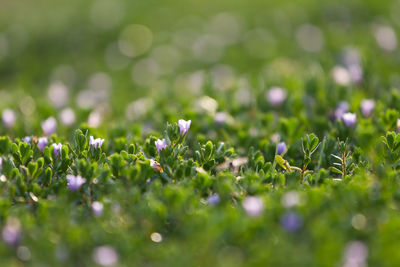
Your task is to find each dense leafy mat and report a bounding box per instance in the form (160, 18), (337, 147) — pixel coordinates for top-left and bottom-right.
(1, 0), (400, 266)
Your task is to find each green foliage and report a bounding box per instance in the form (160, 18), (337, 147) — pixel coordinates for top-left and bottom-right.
(1, 0), (400, 265)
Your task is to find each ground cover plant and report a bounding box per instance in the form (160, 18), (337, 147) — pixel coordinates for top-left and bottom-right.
(1, 0), (400, 266)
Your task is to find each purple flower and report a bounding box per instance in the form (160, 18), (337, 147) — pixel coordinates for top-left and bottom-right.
(207, 194), (220, 205)
(266, 87), (287, 106)
(2, 217), (21, 246)
(92, 201), (104, 216)
(277, 142), (287, 155)
(90, 136), (105, 149)
(24, 136), (31, 144)
(178, 119), (191, 136)
(0, 157), (2, 169)
(342, 112), (357, 127)
(53, 143), (63, 158)
(243, 196), (264, 217)
(41, 117), (57, 136)
(155, 139), (167, 153)
(348, 64), (363, 84)
(66, 174), (86, 192)
(361, 99), (375, 117)
(280, 212), (303, 232)
(334, 101), (349, 120)
(38, 137), (48, 152)
(2, 109), (16, 128)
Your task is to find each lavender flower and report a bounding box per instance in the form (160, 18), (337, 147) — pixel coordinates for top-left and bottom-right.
(348, 64), (363, 84)
(242, 196), (264, 217)
(66, 174), (86, 192)
(92, 246), (119, 267)
(24, 136), (31, 144)
(178, 119), (191, 136)
(280, 212), (303, 232)
(207, 194), (220, 205)
(41, 117), (57, 136)
(2, 109), (16, 128)
(343, 241), (368, 267)
(92, 201), (104, 216)
(334, 101), (349, 120)
(266, 87), (287, 106)
(215, 112), (228, 125)
(155, 139), (167, 153)
(38, 137), (48, 152)
(53, 143), (63, 158)
(90, 136), (105, 149)
(342, 112), (357, 127)
(277, 142), (287, 155)
(2, 217), (21, 246)
(361, 99), (375, 117)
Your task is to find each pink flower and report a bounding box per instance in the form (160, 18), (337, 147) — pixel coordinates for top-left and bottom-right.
(155, 139), (167, 153)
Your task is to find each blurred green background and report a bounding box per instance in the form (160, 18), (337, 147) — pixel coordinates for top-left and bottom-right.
(0, 0), (399, 135)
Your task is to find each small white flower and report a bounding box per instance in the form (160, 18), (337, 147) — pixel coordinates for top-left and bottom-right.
(60, 108), (76, 126)
(342, 112), (357, 127)
(89, 136), (105, 149)
(332, 66), (351, 86)
(92, 201), (104, 216)
(243, 196), (264, 217)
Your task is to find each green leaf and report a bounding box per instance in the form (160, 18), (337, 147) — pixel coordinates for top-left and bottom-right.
(275, 155), (288, 170)
(204, 141), (214, 160)
(329, 167), (342, 174)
